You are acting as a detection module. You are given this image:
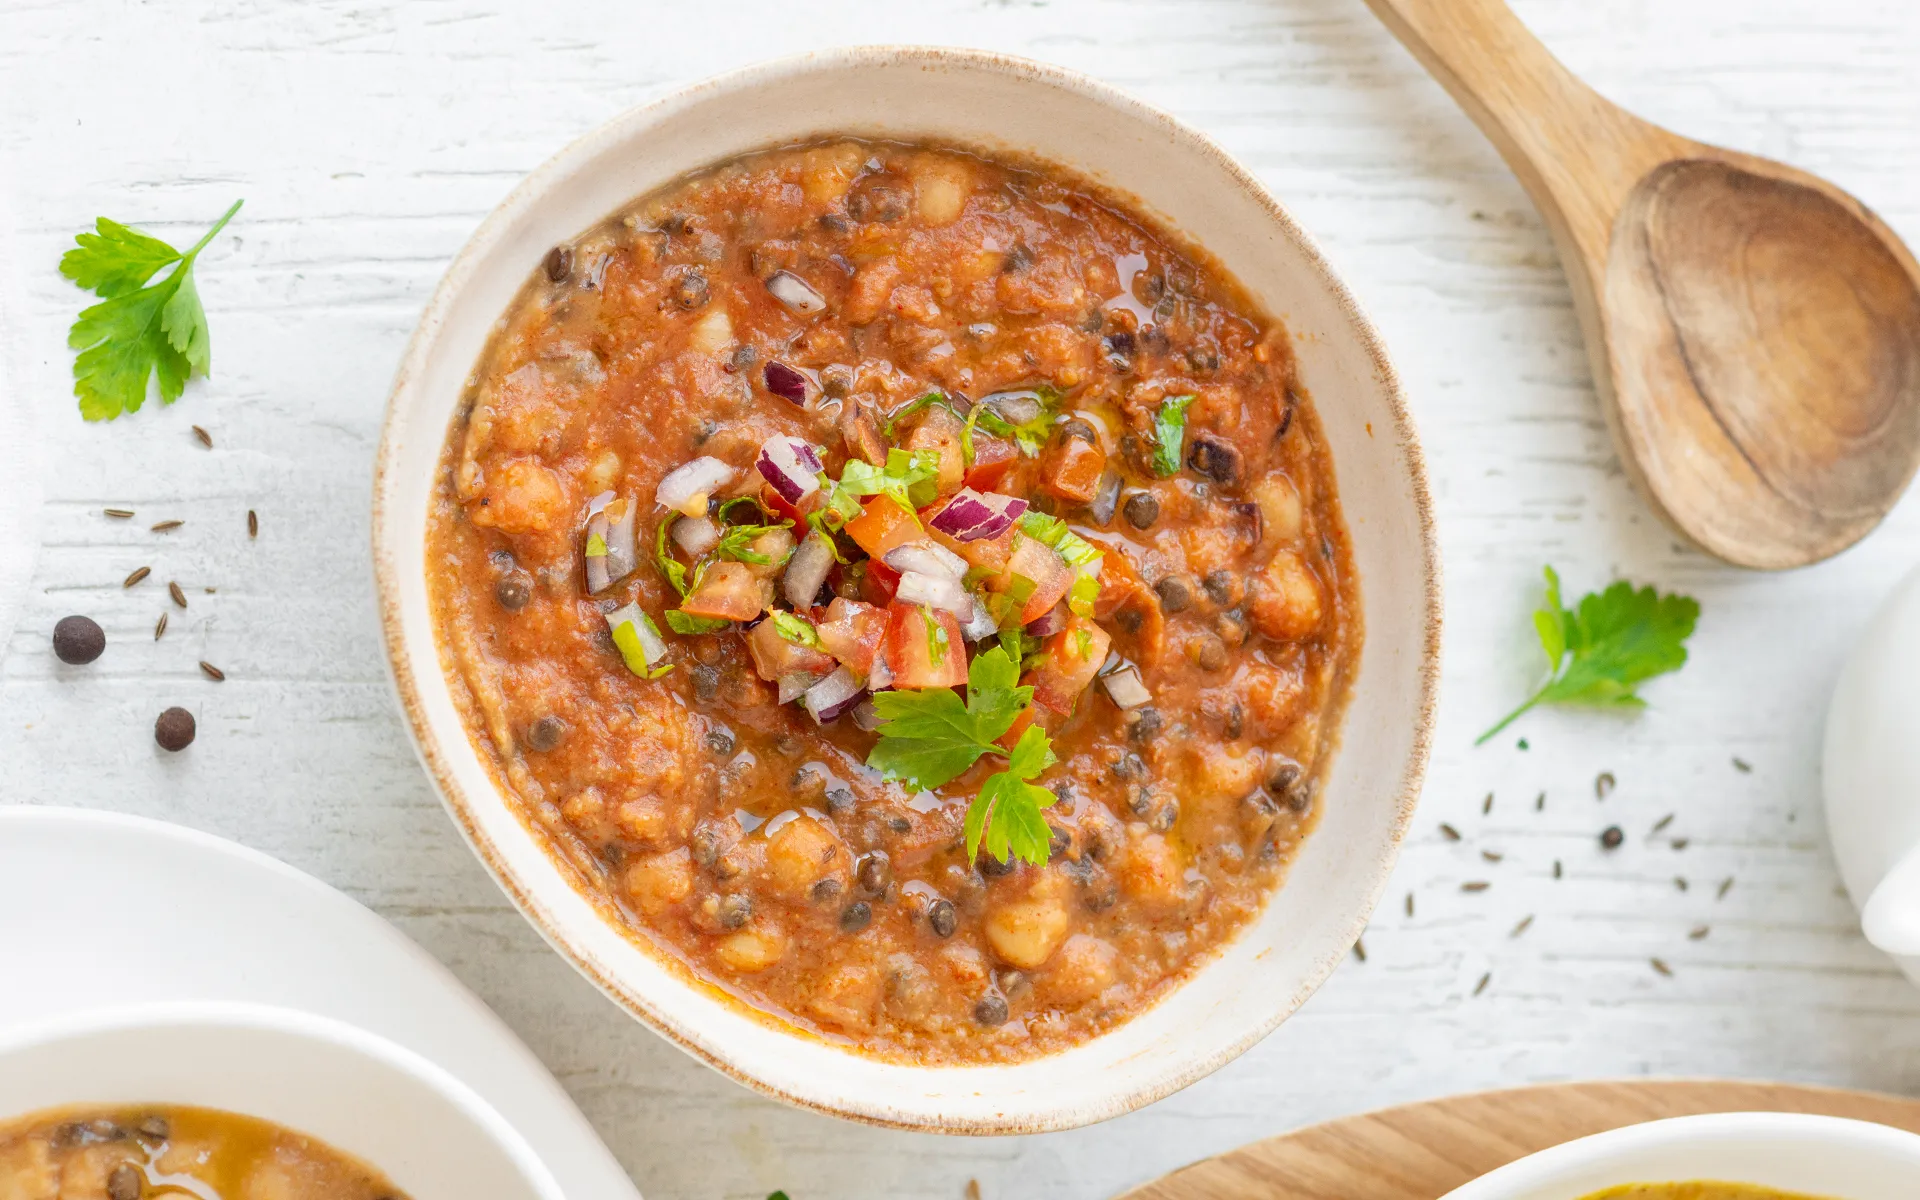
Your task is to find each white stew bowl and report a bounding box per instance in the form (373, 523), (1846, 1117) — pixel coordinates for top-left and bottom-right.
(374, 45), (1439, 1132)
(1440, 1111), (1920, 1199)
(0, 1003), (565, 1200)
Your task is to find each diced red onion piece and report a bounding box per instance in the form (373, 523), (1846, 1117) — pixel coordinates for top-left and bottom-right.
(851, 699), (883, 731)
(756, 436), (824, 504)
(803, 666), (866, 724)
(1102, 666), (1152, 710)
(884, 540), (968, 581)
(783, 530), (836, 609)
(960, 602), (1000, 643)
(981, 390), (1044, 427)
(1027, 602), (1069, 638)
(866, 657), (893, 692)
(778, 670), (830, 705)
(895, 570), (974, 620)
(671, 514), (720, 557)
(927, 488), (1029, 542)
(766, 270), (826, 315)
(764, 361), (813, 406)
(584, 494), (637, 594)
(656, 456), (736, 517)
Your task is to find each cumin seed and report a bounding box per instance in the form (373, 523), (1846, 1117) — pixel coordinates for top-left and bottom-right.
(1482, 849), (1504, 863)
(199, 661), (226, 682)
(1671, 838), (1690, 851)
(1511, 914), (1534, 938)
(1596, 771), (1616, 799)
(1733, 757), (1752, 773)
(1674, 876), (1688, 891)
(247, 510), (259, 538)
(1473, 972), (1490, 996)
(1405, 892), (1414, 917)
(192, 425), (212, 448)
(168, 581), (187, 609)
(1651, 813), (1674, 834)
(151, 519), (182, 533)
(1689, 925), (1710, 940)
(1462, 880), (1490, 893)
(1651, 957), (1673, 977)
(1535, 791), (1545, 811)
(1352, 937), (1367, 963)
(123, 566), (151, 588)
(1482, 791), (1493, 815)
(154, 613), (167, 640)
(1439, 823), (1461, 841)
(104, 508), (134, 519)
(1554, 859), (1564, 879)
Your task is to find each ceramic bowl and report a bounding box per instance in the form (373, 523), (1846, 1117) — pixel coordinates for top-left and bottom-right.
(1439, 1111), (1920, 1199)
(0, 1002), (566, 1200)
(374, 45), (1440, 1132)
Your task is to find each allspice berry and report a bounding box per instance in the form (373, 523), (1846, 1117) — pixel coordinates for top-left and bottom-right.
(155, 707), (196, 752)
(52, 615), (105, 664)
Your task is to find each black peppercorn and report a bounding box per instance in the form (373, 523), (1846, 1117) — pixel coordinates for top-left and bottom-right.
(52, 615), (105, 664)
(1600, 825), (1625, 850)
(154, 707), (196, 752)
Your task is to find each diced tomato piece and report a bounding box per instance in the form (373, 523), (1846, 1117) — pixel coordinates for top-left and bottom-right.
(994, 535), (1074, 625)
(746, 618), (836, 682)
(859, 557), (901, 606)
(816, 597), (887, 675)
(883, 602), (966, 689)
(905, 404), (968, 492)
(680, 561), (770, 621)
(1039, 435), (1107, 503)
(1030, 616), (1112, 714)
(994, 707), (1035, 753)
(845, 496), (923, 560)
(964, 434), (1018, 491)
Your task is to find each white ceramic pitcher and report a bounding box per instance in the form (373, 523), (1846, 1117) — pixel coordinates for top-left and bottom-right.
(1825, 563), (1920, 981)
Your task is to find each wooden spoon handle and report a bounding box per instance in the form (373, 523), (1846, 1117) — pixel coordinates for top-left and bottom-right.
(1362, 0), (1677, 267)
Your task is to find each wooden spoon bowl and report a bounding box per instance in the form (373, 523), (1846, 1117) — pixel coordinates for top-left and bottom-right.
(1368, 0), (1920, 568)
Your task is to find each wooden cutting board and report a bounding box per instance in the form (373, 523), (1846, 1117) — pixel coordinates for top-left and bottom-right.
(1117, 1080), (1920, 1200)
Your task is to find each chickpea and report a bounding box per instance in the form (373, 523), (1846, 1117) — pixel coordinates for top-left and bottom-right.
(1042, 934), (1120, 1006)
(983, 878), (1073, 969)
(624, 848), (693, 915)
(1119, 829), (1186, 909)
(1251, 475), (1304, 545)
(1249, 550), (1325, 641)
(469, 458), (567, 536)
(805, 960), (881, 1031)
(584, 448), (623, 493)
(911, 156), (974, 225)
(687, 306), (733, 355)
(763, 814), (850, 902)
(715, 927), (786, 973)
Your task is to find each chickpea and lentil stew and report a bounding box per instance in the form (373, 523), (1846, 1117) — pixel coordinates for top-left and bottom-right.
(0, 1106), (406, 1199)
(428, 139), (1359, 1063)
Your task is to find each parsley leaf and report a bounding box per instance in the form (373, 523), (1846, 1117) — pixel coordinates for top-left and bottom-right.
(834, 448), (941, 515)
(1149, 393), (1195, 477)
(654, 520), (693, 596)
(967, 386), (1061, 458)
(713, 520), (792, 566)
(61, 200), (242, 421)
(664, 609), (730, 635)
(1477, 565), (1700, 744)
(866, 647), (1058, 865)
(770, 610), (820, 647)
(967, 725), (1059, 865)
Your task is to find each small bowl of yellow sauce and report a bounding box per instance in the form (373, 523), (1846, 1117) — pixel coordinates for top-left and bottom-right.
(1439, 1113), (1920, 1200)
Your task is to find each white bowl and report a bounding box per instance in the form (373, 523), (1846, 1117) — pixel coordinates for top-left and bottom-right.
(1440, 1112), (1920, 1200)
(373, 46), (1440, 1132)
(0, 1002), (566, 1200)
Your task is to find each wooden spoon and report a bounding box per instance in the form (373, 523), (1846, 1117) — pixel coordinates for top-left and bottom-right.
(1366, 0), (1920, 568)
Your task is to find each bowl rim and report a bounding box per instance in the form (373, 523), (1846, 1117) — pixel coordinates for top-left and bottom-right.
(0, 999), (567, 1200)
(1436, 1110), (1920, 1199)
(372, 42), (1442, 1132)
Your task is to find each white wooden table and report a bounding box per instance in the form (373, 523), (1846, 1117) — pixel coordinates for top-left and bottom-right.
(5, 2), (1920, 1197)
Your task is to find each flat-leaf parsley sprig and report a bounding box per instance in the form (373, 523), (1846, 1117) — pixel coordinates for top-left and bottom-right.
(1478, 565), (1700, 744)
(865, 645), (1060, 865)
(60, 200), (243, 421)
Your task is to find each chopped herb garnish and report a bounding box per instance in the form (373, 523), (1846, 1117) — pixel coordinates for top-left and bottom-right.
(1019, 511), (1103, 615)
(770, 610), (821, 648)
(1149, 393), (1195, 477)
(654, 520), (693, 597)
(831, 448), (941, 516)
(919, 604), (950, 665)
(584, 532), (608, 558)
(1075, 627), (1094, 659)
(60, 200), (243, 420)
(1477, 566), (1700, 744)
(866, 647), (1058, 865)
(967, 385), (1062, 458)
(713, 519), (792, 566)
(609, 606), (675, 678)
(881, 391), (955, 439)
(665, 609), (730, 635)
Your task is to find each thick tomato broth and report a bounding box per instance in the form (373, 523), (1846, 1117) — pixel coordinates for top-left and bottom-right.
(428, 139), (1359, 1063)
